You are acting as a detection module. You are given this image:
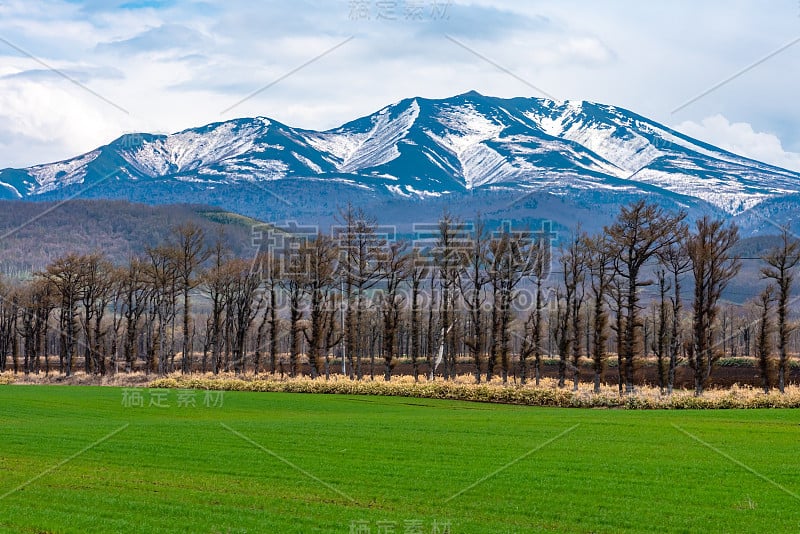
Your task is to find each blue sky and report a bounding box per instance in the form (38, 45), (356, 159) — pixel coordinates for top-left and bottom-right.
(0, 0), (798, 170)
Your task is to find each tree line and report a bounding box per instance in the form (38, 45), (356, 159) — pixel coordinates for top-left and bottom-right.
(0, 200), (797, 395)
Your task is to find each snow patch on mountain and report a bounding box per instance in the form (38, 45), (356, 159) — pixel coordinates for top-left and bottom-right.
(291, 152), (322, 174)
(426, 103), (517, 188)
(27, 150), (101, 193)
(631, 167), (768, 214)
(124, 121), (265, 177)
(340, 100), (420, 172)
(0, 181), (21, 198)
(199, 158), (289, 181)
(303, 129), (370, 167)
(525, 104), (659, 174)
(306, 100), (421, 173)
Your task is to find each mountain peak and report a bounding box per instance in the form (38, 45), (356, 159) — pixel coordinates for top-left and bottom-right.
(456, 89), (485, 98)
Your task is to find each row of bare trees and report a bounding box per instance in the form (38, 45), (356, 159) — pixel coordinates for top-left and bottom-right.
(0, 200), (797, 394)
(0, 224), (210, 377)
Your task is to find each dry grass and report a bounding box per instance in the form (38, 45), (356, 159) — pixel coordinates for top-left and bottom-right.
(0, 370), (151, 387)
(147, 373), (800, 409)
(3, 370), (799, 408)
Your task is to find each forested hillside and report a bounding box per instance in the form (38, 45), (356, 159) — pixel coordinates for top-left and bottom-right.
(0, 200), (259, 277)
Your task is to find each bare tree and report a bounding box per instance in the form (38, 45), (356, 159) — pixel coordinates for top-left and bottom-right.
(755, 285), (774, 394)
(16, 284), (37, 376)
(223, 258), (264, 374)
(658, 229), (690, 394)
(254, 250), (282, 375)
(78, 253), (113, 375)
(521, 223), (553, 386)
(16, 279), (53, 375)
(459, 217), (490, 383)
(118, 258), (152, 373)
(606, 200), (686, 393)
(335, 204), (385, 380)
(553, 234), (584, 389)
(41, 254), (85, 377)
(144, 246), (180, 375)
(407, 249), (429, 382)
(379, 241), (409, 380)
(426, 265), (438, 380)
(488, 224), (533, 384)
(251, 252), (279, 375)
(568, 234), (587, 391)
(652, 267), (670, 394)
(585, 234), (612, 393)
(170, 223), (209, 374)
(434, 212), (468, 380)
(761, 226), (800, 393)
(301, 233), (340, 378)
(687, 216), (740, 396)
(740, 320), (752, 358)
(281, 235), (310, 378)
(0, 279), (16, 372)
(108, 265), (129, 373)
(202, 239), (231, 375)
(608, 277), (625, 395)
(531, 225), (552, 386)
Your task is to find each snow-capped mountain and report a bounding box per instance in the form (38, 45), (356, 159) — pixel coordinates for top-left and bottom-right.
(2, 91), (798, 233)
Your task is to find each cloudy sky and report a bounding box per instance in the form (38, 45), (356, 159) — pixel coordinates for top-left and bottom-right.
(0, 0), (799, 170)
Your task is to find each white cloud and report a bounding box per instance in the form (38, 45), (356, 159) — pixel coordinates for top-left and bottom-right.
(527, 36), (615, 66)
(675, 115), (800, 172)
(0, 78), (132, 165)
(0, 0), (798, 171)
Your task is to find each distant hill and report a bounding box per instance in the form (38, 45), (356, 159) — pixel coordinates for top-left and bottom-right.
(0, 200), (262, 277)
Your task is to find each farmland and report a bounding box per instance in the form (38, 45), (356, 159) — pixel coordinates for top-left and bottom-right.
(1, 386), (799, 533)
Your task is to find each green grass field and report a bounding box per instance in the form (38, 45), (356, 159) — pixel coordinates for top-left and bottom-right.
(1, 386), (799, 533)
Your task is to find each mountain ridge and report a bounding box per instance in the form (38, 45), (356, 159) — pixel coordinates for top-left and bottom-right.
(2, 91), (799, 234)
